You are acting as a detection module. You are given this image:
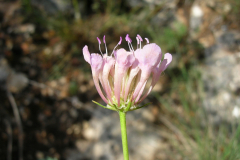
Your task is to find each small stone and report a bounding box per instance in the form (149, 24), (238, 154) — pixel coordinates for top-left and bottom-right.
(190, 4), (203, 31)
(82, 119), (103, 140)
(142, 109), (155, 122)
(71, 96), (82, 108)
(76, 140), (91, 153)
(8, 72), (29, 93)
(69, 108), (78, 118)
(232, 106), (240, 118)
(36, 151), (44, 159)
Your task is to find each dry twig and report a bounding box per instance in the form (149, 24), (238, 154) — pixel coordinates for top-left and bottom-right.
(4, 119), (12, 160)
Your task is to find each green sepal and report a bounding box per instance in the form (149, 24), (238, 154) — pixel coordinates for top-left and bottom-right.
(111, 104), (119, 111)
(124, 102), (132, 112)
(92, 100), (117, 111)
(129, 102), (152, 111)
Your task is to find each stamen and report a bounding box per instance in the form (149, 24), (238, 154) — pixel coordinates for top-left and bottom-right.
(125, 34), (132, 43)
(111, 36), (122, 56)
(103, 35), (108, 55)
(97, 37), (101, 44)
(103, 35), (106, 43)
(137, 34), (143, 41)
(97, 37), (103, 55)
(137, 34), (143, 49)
(145, 38), (149, 44)
(128, 42), (134, 51)
(125, 34), (134, 51)
(136, 37), (139, 49)
(118, 36), (122, 45)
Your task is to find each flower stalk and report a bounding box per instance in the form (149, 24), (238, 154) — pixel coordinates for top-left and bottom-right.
(119, 110), (129, 160)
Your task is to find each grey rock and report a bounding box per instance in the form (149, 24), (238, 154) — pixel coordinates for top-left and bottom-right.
(216, 31), (240, 51)
(8, 24), (35, 34)
(126, 0), (145, 7)
(0, 58), (29, 92)
(126, 0), (170, 7)
(66, 104), (164, 160)
(31, 0), (71, 14)
(202, 31), (240, 125)
(0, 58), (10, 82)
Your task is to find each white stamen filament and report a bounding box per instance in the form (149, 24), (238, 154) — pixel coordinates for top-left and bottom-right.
(137, 34), (143, 49)
(104, 42), (108, 55)
(111, 44), (120, 56)
(145, 38), (149, 44)
(128, 42), (134, 52)
(111, 37), (122, 56)
(136, 37), (139, 49)
(98, 43), (103, 56)
(97, 37), (103, 56)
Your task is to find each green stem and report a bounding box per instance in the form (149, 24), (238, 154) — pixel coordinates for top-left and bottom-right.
(119, 111), (129, 160)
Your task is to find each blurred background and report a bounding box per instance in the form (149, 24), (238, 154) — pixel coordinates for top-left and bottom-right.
(0, 0), (240, 159)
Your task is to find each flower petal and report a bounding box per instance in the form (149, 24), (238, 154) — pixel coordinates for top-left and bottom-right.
(114, 63), (125, 106)
(138, 53), (172, 103)
(90, 53), (103, 72)
(135, 80), (147, 103)
(134, 43), (162, 69)
(131, 69), (150, 102)
(92, 73), (108, 104)
(102, 55), (115, 102)
(90, 54), (108, 103)
(132, 44), (162, 102)
(114, 49), (136, 106)
(124, 58), (140, 101)
(159, 53), (172, 72)
(82, 45), (91, 64)
(115, 49), (135, 68)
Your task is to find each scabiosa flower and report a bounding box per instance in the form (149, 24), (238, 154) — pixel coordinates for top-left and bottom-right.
(83, 34), (172, 112)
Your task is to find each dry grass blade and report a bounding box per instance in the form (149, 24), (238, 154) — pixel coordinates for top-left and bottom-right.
(159, 116), (197, 152)
(7, 90), (23, 160)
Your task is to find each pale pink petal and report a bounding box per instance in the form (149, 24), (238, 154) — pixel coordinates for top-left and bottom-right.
(92, 73), (108, 103)
(82, 45), (91, 64)
(134, 80), (147, 103)
(131, 69), (151, 101)
(137, 85), (153, 103)
(114, 64), (125, 106)
(90, 54), (108, 103)
(115, 49), (135, 68)
(135, 43), (162, 69)
(109, 66), (115, 77)
(102, 56), (115, 102)
(159, 53), (172, 72)
(90, 53), (103, 71)
(138, 53), (172, 103)
(132, 43), (162, 101)
(124, 54), (140, 101)
(114, 49), (136, 106)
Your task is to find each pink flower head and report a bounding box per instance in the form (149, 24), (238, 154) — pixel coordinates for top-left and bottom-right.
(82, 35), (172, 112)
